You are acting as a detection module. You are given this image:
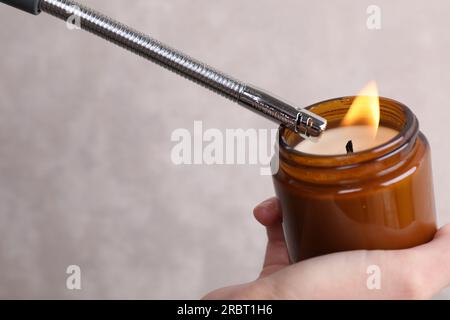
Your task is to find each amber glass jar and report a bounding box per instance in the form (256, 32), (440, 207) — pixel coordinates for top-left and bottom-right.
(272, 97), (437, 262)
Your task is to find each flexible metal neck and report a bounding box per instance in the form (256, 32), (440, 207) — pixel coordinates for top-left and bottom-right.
(1, 0), (327, 138)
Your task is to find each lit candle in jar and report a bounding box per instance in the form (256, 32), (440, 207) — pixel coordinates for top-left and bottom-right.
(273, 82), (437, 262)
(295, 125), (398, 155)
(295, 82), (398, 155)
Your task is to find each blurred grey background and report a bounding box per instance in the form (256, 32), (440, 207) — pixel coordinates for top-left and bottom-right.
(0, 0), (449, 299)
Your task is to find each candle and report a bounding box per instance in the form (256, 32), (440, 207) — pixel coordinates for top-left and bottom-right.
(295, 125), (398, 155)
(272, 94), (437, 262)
(296, 81), (398, 155)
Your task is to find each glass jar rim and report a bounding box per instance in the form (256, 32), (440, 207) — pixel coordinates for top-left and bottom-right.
(278, 96), (419, 168)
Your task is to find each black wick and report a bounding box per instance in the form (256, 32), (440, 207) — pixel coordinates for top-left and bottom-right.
(346, 140), (354, 154)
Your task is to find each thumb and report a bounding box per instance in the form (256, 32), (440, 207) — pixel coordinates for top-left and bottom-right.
(253, 197), (290, 277)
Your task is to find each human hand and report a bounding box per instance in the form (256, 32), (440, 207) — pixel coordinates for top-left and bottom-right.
(203, 197), (450, 300)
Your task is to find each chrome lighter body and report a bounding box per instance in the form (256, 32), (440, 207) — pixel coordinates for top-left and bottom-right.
(1, 0), (327, 138)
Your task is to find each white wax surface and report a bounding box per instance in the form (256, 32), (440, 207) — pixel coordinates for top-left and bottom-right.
(294, 125), (399, 155)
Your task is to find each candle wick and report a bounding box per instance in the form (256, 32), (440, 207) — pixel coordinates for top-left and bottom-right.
(346, 140), (354, 154)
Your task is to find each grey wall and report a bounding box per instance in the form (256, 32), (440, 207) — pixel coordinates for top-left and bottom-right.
(0, 0), (449, 299)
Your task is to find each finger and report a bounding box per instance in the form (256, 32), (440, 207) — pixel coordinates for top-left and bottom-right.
(404, 224), (450, 297)
(260, 221), (290, 277)
(254, 198), (285, 245)
(253, 198), (290, 276)
(362, 224), (450, 299)
(261, 224), (450, 299)
(253, 197), (282, 227)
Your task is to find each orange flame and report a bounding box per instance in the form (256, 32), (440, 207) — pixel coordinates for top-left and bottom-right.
(342, 81), (380, 137)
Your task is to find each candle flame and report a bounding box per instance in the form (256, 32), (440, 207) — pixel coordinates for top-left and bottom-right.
(342, 81), (380, 138)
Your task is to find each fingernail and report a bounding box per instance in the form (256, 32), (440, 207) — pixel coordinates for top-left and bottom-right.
(257, 199), (273, 210)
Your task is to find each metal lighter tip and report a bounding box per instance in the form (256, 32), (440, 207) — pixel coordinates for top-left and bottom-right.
(295, 109), (327, 139)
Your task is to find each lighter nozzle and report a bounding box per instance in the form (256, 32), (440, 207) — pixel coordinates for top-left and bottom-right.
(295, 109), (327, 139)
(238, 86), (327, 140)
